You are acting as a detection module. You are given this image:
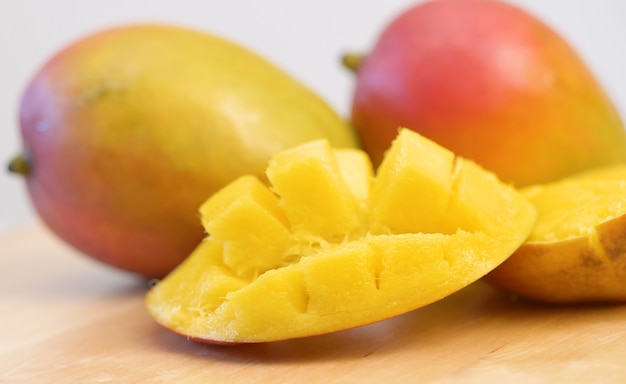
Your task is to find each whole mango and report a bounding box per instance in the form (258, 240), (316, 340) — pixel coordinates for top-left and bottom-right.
(344, 0), (626, 187)
(9, 23), (358, 278)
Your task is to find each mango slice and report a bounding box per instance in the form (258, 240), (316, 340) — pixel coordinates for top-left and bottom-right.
(485, 165), (626, 303)
(145, 129), (536, 343)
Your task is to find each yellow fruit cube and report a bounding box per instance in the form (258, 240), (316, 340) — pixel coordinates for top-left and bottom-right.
(199, 175), (295, 278)
(266, 139), (363, 241)
(370, 128), (455, 235)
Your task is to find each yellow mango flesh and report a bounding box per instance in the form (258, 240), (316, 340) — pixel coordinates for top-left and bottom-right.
(146, 129), (536, 343)
(369, 128), (455, 235)
(266, 140), (363, 241)
(523, 175), (626, 242)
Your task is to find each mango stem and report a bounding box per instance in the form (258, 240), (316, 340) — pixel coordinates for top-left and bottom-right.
(341, 52), (366, 73)
(8, 153), (31, 176)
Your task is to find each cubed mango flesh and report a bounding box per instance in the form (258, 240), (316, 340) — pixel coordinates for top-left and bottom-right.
(145, 128), (536, 343)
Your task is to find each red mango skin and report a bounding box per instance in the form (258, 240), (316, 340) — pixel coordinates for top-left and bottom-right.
(349, 0), (626, 187)
(18, 40), (209, 279)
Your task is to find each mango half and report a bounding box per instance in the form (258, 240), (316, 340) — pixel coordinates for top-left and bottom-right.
(145, 129), (536, 343)
(485, 165), (626, 303)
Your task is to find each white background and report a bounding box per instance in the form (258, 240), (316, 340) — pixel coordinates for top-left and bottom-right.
(2, 0), (626, 230)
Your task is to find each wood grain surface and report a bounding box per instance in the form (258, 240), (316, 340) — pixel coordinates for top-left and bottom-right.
(3, 223), (626, 383)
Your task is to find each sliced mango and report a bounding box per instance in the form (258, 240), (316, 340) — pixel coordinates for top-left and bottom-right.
(146, 128), (536, 343)
(485, 164), (626, 303)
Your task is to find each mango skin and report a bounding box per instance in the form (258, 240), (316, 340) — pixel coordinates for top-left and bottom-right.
(17, 23), (359, 278)
(348, 0), (626, 187)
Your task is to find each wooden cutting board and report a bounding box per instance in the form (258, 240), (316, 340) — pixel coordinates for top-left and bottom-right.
(3, 223), (626, 383)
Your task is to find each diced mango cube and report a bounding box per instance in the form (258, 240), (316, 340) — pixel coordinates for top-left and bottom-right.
(266, 140), (363, 241)
(370, 128), (455, 235)
(199, 176), (295, 277)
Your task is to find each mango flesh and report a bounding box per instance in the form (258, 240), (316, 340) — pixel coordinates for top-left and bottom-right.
(13, 24), (359, 278)
(485, 165), (626, 303)
(346, 0), (626, 187)
(145, 129), (537, 344)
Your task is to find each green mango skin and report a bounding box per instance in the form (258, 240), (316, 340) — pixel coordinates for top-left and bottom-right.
(348, 0), (626, 187)
(15, 23), (359, 278)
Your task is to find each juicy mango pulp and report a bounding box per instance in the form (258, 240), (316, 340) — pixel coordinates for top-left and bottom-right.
(522, 165), (626, 242)
(146, 129), (536, 343)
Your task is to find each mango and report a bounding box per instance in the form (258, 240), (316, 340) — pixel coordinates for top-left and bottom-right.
(343, 0), (626, 187)
(485, 164), (626, 303)
(8, 24), (359, 278)
(145, 129), (536, 344)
